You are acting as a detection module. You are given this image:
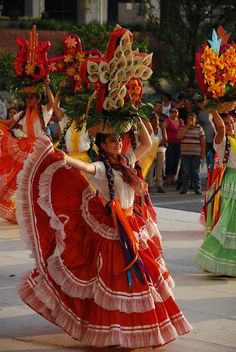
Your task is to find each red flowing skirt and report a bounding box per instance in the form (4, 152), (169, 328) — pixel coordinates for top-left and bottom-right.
(16, 135), (192, 348)
(0, 125), (35, 222)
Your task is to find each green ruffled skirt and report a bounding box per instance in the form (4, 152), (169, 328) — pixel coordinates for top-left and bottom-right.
(196, 167), (236, 276)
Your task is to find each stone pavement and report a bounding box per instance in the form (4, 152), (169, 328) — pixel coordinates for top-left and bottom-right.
(0, 207), (236, 352)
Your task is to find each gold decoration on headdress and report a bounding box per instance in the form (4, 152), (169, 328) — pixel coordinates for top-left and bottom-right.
(27, 24), (39, 66)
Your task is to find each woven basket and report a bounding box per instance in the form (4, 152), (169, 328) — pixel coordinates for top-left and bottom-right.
(216, 101), (236, 113)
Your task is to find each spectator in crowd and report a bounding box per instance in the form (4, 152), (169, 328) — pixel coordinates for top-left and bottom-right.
(178, 112), (205, 195)
(161, 93), (173, 117)
(0, 98), (7, 119)
(149, 101), (168, 128)
(163, 107), (184, 185)
(175, 94), (191, 124)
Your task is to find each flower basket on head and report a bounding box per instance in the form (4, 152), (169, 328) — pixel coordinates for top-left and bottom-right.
(13, 25), (51, 93)
(60, 24), (153, 137)
(195, 26), (236, 112)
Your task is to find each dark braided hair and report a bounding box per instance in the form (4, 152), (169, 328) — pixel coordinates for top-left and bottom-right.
(95, 132), (147, 201)
(37, 103), (46, 133)
(221, 113), (232, 164)
(223, 136), (231, 164)
(95, 133), (116, 201)
(129, 128), (137, 150)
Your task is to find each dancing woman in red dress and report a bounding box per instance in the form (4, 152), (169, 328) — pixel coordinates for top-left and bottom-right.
(16, 117), (192, 348)
(0, 80), (54, 222)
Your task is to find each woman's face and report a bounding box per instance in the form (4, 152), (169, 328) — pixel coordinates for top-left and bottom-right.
(26, 94), (39, 108)
(170, 109), (179, 118)
(101, 134), (123, 157)
(224, 115), (235, 136)
(8, 108), (18, 118)
(154, 103), (162, 113)
(150, 117), (159, 130)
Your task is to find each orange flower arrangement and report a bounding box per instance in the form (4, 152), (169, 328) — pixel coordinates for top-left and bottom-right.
(200, 45), (236, 98)
(195, 26), (236, 109)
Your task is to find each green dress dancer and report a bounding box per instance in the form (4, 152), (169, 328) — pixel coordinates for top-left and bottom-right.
(196, 108), (236, 277)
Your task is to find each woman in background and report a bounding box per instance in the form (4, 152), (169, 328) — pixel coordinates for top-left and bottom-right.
(196, 106), (236, 276)
(0, 78), (54, 222)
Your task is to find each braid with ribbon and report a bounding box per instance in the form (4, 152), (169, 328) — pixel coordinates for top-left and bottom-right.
(96, 133), (148, 286)
(37, 103), (46, 133)
(223, 136), (231, 164)
(97, 149), (116, 202)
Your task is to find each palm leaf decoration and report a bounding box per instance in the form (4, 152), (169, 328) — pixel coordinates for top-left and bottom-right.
(60, 86), (150, 137)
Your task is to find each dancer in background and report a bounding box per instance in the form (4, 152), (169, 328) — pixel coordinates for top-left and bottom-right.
(196, 105), (236, 276)
(0, 78), (54, 222)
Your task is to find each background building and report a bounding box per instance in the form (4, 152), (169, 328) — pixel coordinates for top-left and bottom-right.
(0, 0), (162, 25)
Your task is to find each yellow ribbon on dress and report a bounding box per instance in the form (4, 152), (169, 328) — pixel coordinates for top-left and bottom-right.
(140, 138), (159, 178)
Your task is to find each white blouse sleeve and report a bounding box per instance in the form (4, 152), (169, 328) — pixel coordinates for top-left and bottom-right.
(93, 161), (107, 179)
(13, 111), (23, 123)
(42, 105), (53, 126)
(126, 150), (137, 167)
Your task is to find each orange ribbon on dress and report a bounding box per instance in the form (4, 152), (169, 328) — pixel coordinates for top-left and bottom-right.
(25, 106), (39, 140)
(110, 199), (139, 271)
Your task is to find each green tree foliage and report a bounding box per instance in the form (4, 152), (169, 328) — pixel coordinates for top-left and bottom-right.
(145, 0), (236, 90)
(0, 50), (15, 90)
(0, 22), (149, 92)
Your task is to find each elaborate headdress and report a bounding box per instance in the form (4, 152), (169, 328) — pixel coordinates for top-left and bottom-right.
(56, 24), (153, 136)
(13, 25), (51, 93)
(195, 26), (236, 112)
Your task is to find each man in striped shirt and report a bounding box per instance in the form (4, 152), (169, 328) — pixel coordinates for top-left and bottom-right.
(177, 113), (205, 194)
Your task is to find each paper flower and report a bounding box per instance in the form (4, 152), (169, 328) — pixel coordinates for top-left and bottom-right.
(64, 36), (77, 49)
(195, 27), (236, 106)
(14, 25), (50, 84)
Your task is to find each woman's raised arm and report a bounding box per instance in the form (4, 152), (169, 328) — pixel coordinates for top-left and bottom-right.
(133, 118), (152, 160)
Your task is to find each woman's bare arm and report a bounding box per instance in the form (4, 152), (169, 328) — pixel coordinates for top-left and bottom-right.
(65, 155), (96, 175)
(209, 109), (225, 145)
(133, 118), (152, 160)
(44, 77), (54, 112)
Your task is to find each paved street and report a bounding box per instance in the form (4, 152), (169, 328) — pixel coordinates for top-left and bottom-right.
(1, 202), (236, 351)
(150, 164), (208, 213)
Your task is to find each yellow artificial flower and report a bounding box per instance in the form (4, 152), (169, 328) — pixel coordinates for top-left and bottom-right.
(25, 63), (35, 75)
(73, 73), (82, 81)
(64, 54), (73, 63)
(76, 52), (85, 60)
(210, 81), (226, 98)
(66, 67), (75, 76)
